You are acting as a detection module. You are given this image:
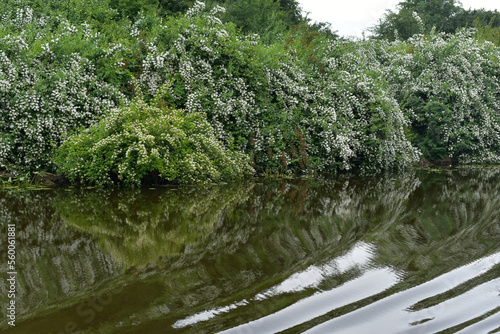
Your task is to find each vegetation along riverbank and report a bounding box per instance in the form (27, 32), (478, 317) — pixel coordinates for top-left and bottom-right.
(1, 0), (499, 186)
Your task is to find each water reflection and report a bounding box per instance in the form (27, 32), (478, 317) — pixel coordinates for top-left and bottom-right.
(0, 190), (120, 319)
(54, 184), (253, 268)
(174, 242), (381, 329)
(302, 252), (500, 334)
(0, 168), (499, 334)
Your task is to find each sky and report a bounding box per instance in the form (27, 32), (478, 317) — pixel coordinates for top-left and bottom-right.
(297, 0), (500, 38)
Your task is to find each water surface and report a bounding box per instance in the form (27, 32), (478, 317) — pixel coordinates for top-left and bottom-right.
(1, 168), (499, 333)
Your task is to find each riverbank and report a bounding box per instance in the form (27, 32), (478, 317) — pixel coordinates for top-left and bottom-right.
(2, 163), (499, 189)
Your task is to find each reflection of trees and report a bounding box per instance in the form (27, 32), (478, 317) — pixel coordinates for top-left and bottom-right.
(2, 172), (422, 333)
(177, 173), (421, 333)
(0, 183), (254, 332)
(5, 168), (498, 334)
(55, 184), (253, 268)
(69, 173), (420, 334)
(0, 190), (120, 321)
(374, 168), (500, 285)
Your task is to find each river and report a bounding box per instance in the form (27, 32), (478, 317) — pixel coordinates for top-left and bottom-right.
(0, 168), (499, 333)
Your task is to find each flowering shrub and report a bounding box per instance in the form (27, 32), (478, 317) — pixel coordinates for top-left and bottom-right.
(378, 30), (500, 164)
(263, 36), (420, 172)
(0, 3), (126, 172)
(2, 1), (498, 178)
(55, 83), (254, 185)
(132, 2), (419, 173)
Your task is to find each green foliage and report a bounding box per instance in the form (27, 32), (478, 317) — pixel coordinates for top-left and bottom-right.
(55, 83), (254, 185)
(156, 0), (193, 16)
(132, 4), (419, 173)
(399, 0), (461, 33)
(2, 0), (500, 180)
(369, 0), (500, 41)
(1, 0), (419, 176)
(0, 171), (41, 188)
(211, 0), (308, 43)
(450, 9), (500, 33)
(370, 8), (425, 41)
(1, 0), (125, 37)
(380, 30), (500, 164)
(0, 1), (126, 172)
(474, 15), (500, 46)
(109, 0), (156, 19)
(218, 0), (287, 40)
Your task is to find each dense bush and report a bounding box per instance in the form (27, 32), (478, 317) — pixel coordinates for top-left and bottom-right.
(1, 0), (499, 179)
(132, 2), (419, 173)
(55, 83), (253, 185)
(378, 30), (500, 164)
(0, 1), (126, 171)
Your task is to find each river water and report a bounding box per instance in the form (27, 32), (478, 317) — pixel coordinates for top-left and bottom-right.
(0, 168), (499, 333)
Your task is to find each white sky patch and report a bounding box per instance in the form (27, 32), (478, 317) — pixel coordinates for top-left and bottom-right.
(297, 0), (500, 38)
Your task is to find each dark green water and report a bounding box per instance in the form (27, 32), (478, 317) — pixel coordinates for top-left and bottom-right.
(1, 168), (499, 334)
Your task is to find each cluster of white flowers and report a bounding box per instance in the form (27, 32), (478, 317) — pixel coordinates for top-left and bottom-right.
(378, 30), (500, 164)
(59, 19), (78, 36)
(0, 6), (125, 171)
(133, 3), (420, 173)
(186, 1), (207, 19)
(14, 6), (33, 28)
(138, 14), (263, 149)
(57, 87), (254, 185)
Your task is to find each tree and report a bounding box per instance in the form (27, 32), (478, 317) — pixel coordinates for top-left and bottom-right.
(399, 0), (461, 33)
(220, 0), (287, 37)
(370, 8), (424, 40)
(371, 0), (500, 41)
(474, 15), (500, 46)
(370, 0), (462, 40)
(213, 0), (336, 43)
(447, 8), (500, 30)
(278, 0), (302, 27)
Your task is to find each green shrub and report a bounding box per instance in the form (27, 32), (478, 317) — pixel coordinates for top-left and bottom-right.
(133, 3), (420, 173)
(379, 30), (500, 164)
(0, 1), (126, 172)
(55, 83), (254, 185)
